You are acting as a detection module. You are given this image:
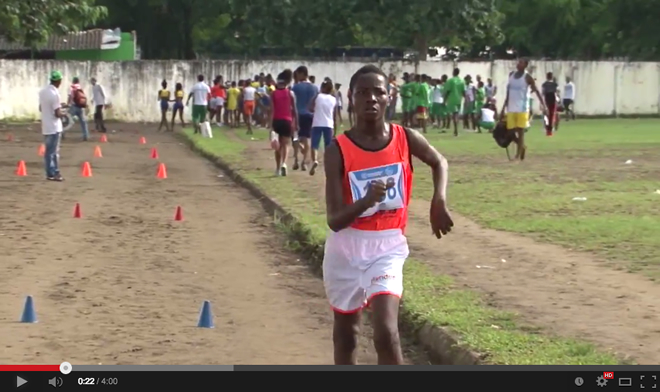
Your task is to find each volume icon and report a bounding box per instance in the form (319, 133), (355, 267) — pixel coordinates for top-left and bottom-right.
(48, 377), (63, 387)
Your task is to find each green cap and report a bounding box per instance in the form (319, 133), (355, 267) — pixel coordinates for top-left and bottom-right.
(50, 71), (62, 81)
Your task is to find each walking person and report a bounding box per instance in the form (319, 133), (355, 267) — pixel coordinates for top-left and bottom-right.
(562, 76), (576, 121)
(186, 74), (211, 134)
(500, 58), (546, 161)
(308, 78), (337, 176)
(67, 77), (90, 141)
(39, 71), (66, 181)
(157, 80), (171, 132)
(291, 66), (319, 171)
(90, 78), (108, 133)
(171, 83), (185, 130)
(268, 70), (298, 177)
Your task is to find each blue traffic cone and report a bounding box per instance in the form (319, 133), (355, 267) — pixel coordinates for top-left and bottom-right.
(20, 295), (37, 323)
(197, 300), (214, 328)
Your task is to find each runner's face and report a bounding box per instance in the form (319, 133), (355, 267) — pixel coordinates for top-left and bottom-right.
(353, 73), (388, 122)
(517, 60), (527, 71)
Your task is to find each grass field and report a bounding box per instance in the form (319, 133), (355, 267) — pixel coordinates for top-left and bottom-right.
(181, 120), (638, 365)
(232, 119), (660, 279)
(417, 119), (660, 280)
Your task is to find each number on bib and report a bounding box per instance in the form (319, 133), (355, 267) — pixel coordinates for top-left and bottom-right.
(362, 177), (398, 202)
(348, 163), (405, 218)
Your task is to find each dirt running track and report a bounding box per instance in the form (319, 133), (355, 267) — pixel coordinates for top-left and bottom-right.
(0, 123), (389, 365)
(233, 130), (660, 365)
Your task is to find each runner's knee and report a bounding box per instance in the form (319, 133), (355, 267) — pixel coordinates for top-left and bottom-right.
(370, 295), (401, 351)
(333, 313), (360, 351)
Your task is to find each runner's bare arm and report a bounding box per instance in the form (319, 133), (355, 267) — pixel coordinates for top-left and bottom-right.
(526, 74), (545, 111)
(324, 143), (372, 232)
(308, 93), (318, 113)
(290, 91), (299, 129)
(405, 127), (448, 201)
(500, 87), (509, 118)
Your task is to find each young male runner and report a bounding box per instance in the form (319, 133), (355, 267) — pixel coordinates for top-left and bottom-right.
(323, 64), (454, 365)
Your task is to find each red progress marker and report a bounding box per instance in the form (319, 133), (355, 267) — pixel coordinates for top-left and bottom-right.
(0, 365), (60, 371)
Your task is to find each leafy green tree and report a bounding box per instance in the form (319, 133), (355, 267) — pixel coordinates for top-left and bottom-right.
(0, 0), (107, 49)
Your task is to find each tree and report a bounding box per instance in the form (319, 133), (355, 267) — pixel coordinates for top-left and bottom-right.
(366, 0), (504, 60)
(0, 0), (107, 49)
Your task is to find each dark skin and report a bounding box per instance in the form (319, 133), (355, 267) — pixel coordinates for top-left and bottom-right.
(500, 60), (546, 161)
(324, 72), (453, 365)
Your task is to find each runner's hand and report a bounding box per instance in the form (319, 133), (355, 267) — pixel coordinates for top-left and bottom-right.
(430, 196), (453, 239)
(364, 180), (391, 207)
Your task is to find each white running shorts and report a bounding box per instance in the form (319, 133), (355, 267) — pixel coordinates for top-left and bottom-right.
(323, 228), (409, 313)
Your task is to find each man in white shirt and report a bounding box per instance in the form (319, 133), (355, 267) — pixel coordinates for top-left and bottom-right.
(463, 75), (476, 130)
(186, 74), (211, 133)
(39, 71), (65, 181)
(562, 77), (576, 121)
(91, 78), (108, 133)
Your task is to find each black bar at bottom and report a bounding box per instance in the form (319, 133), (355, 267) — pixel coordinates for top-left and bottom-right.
(3, 370), (656, 391)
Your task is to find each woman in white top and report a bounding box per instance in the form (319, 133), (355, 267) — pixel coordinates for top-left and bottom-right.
(308, 79), (337, 176)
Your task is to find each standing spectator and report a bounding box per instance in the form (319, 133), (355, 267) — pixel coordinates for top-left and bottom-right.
(39, 71), (65, 181)
(91, 78), (108, 133)
(562, 76), (576, 121)
(67, 77), (90, 141)
(186, 74), (211, 133)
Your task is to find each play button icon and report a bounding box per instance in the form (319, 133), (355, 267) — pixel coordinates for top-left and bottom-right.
(16, 376), (27, 388)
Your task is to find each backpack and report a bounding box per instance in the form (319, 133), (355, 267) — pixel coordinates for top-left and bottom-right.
(73, 88), (88, 108)
(492, 121), (515, 148)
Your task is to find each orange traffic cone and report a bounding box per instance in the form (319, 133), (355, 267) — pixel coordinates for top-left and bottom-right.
(15, 160), (27, 176)
(174, 206), (183, 221)
(81, 162), (92, 177)
(38, 144), (45, 156)
(94, 145), (103, 158)
(156, 163), (167, 179)
(73, 203), (82, 218)
(139, 136), (146, 144)
(150, 147), (159, 159)
(100, 134), (108, 143)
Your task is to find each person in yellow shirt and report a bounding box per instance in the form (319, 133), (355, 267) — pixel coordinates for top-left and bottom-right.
(226, 81), (240, 128)
(157, 80), (171, 131)
(170, 82), (186, 130)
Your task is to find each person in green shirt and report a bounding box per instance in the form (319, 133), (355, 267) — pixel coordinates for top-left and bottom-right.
(439, 74), (449, 130)
(414, 74), (429, 133)
(475, 80), (486, 133)
(399, 73), (413, 127)
(443, 68), (466, 136)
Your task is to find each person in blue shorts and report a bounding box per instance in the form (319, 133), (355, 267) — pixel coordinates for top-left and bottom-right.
(291, 66), (319, 171)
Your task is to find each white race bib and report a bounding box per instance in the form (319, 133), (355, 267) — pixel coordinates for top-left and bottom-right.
(348, 162), (405, 218)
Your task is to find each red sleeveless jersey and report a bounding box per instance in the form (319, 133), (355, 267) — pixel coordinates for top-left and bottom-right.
(335, 123), (413, 233)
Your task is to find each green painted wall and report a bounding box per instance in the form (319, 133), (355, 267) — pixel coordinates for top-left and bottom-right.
(55, 33), (135, 61)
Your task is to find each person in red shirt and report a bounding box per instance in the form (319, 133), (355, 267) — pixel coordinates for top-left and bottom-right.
(209, 77), (225, 126)
(323, 65), (454, 365)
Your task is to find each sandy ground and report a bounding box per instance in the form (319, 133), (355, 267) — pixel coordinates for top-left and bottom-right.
(0, 123), (397, 365)
(231, 129), (660, 364)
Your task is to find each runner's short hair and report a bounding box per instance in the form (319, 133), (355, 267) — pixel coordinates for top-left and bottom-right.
(348, 65), (388, 92)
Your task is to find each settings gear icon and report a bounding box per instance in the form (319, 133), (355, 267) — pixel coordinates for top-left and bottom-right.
(596, 375), (608, 387)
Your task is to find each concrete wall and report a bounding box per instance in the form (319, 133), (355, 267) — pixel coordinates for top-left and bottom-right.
(1, 59), (659, 121)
